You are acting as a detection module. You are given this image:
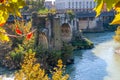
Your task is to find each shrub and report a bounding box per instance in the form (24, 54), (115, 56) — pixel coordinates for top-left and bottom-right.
(1, 45), (25, 69)
(14, 52), (69, 80)
(52, 59), (69, 80)
(61, 42), (74, 64)
(71, 38), (93, 49)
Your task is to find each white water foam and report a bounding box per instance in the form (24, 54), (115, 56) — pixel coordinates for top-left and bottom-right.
(92, 40), (120, 80)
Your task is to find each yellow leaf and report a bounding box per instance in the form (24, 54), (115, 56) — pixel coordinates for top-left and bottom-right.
(114, 1), (120, 12)
(0, 27), (9, 42)
(2, 35), (10, 42)
(12, 0), (18, 2)
(16, 10), (22, 17)
(110, 13), (120, 24)
(0, 13), (9, 26)
(17, 0), (26, 8)
(94, 0), (104, 17)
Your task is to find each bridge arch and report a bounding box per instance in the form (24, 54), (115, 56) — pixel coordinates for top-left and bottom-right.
(38, 32), (48, 49)
(61, 23), (72, 42)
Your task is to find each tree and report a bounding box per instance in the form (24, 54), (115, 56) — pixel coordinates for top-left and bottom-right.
(24, 0), (45, 12)
(94, 0), (120, 25)
(0, 0), (38, 43)
(0, 0), (26, 42)
(94, 0), (120, 42)
(0, 0), (25, 25)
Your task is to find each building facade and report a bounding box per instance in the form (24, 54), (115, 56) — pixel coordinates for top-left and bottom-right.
(55, 0), (96, 13)
(44, 1), (53, 9)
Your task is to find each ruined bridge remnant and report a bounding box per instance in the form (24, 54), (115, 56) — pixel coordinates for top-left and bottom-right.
(32, 12), (79, 50)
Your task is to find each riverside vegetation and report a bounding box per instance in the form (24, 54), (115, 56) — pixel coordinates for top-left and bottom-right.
(14, 51), (69, 80)
(0, 20), (72, 80)
(1, 0), (120, 80)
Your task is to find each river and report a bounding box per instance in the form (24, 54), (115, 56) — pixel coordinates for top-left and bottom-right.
(66, 32), (120, 80)
(1, 32), (120, 80)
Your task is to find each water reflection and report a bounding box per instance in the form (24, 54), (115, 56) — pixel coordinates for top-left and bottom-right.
(93, 40), (120, 80)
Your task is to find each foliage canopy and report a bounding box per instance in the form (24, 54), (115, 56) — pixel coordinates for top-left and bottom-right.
(0, 0), (26, 42)
(94, 0), (120, 24)
(0, 0), (25, 25)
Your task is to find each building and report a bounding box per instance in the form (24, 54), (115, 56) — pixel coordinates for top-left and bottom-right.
(55, 0), (96, 13)
(44, 1), (54, 9)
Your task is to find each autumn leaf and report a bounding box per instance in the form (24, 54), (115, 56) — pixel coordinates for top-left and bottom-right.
(0, 27), (9, 42)
(0, 0), (5, 4)
(17, 0), (26, 8)
(12, 0), (18, 3)
(110, 13), (120, 24)
(26, 32), (33, 40)
(15, 25), (22, 35)
(94, 0), (104, 17)
(15, 10), (22, 18)
(0, 23), (5, 27)
(114, 1), (120, 12)
(0, 8), (9, 26)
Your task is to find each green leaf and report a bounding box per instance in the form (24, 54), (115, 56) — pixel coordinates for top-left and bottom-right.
(105, 0), (117, 11)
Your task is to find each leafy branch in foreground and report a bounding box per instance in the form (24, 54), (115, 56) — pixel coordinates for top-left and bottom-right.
(0, 0), (26, 26)
(0, 21), (35, 42)
(94, 0), (120, 24)
(0, 0), (26, 42)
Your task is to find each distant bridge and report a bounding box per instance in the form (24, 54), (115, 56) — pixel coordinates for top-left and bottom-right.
(75, 11), (115, 31)
(75, 11), (115, 18)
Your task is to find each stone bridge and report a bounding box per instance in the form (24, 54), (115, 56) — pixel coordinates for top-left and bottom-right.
(31, 11), (114, 50)
(6, 11), (115, 50)
(32, 13), (79, 50)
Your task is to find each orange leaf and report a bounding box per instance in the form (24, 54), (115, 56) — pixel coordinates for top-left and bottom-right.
(26, 32), (33, 40)
(0, 0), (5, 3)
(0, 22), (5, 27)
(15, 25), (22, 35)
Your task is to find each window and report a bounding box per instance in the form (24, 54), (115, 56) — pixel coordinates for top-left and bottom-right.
(83, 1), (85, 8)
(68, 2), (70, 8)
(72, 2), (74, 8)
(79, 2), (81, 9)
(86, 1), (88, 8)
(76, 2), (78, 8)
(90, 1), (92, 8)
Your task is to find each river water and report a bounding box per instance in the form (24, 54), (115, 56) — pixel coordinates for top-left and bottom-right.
(1, 32), (120, 80)
(67, 32), (120, 80)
